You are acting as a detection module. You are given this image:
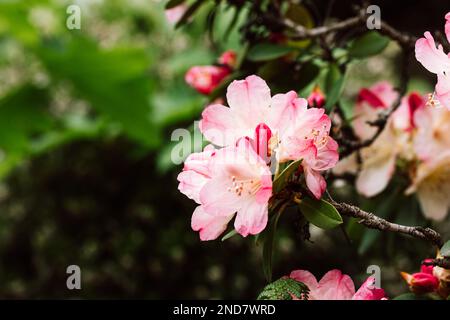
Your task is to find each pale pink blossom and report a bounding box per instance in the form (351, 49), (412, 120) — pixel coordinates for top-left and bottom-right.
(178, 139), (273, 240)
(356, 92), (425, 197)
(199, 75), (338, 199)
(415, 12), (450, 110)
(289, 269), (386, 300)
(199, 138), (272, 237)
(406, 151), (450, 221)
(353, 82), (398, 140)
(412, 105), (450, 162)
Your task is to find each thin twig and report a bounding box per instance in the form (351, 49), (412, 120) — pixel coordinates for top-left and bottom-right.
(422, 258), (450, 269)
(329, 200), (443, 247)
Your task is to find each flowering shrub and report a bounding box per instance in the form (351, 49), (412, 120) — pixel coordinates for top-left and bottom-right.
(170, 1), (450, 300)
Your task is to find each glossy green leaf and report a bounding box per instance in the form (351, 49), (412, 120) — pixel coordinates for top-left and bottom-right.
(324, 64), (345, 110)
(272, 159), (302, 194)
(348, 31), (390, 59)
(299, 197), (343, 229)
(247, 43), (294, 62)
(262, 210), (282, 283)
(441, 240), (450, 258)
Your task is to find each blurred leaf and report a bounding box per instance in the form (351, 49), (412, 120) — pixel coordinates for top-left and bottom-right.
(0, 85), (52, 153)
(262, 209), (282, 283)
(348, 32), (390, 59)
(299, 197), (343, 229)
(247, 43), (294, 62)
(441, 240), (450, 258)
(175, 0), (205, 29)
(37, 36), (160, 148)
(324, 64), (345, 110)
(257, 277), (309, 300)
(165, 0), (186, 9)
(273, 159), (302, 194)
(284, 3), (314, 48)
(296, 61), (320, 91)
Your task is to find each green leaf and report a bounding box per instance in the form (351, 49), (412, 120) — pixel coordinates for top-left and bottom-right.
(247, 43), (294, 62)
(175, 0), (205, 29)
(299, 197), (343, 229)
(296, 61), (320, 92)
(262, 210), (283, 283)
(37, 36), (160, 148)
(272, 159), (302, 194)
(324, 64), (346, 110)
(165, 0), (185, 9)
(441, 240), (450, 258)
(221, 229), (238, 241)
(348, 31), (390, 59)
(257, 277), (309, 300)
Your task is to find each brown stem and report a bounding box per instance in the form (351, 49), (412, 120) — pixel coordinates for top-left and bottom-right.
(422, 258), (450, 269)
(329, 200), (443, 247)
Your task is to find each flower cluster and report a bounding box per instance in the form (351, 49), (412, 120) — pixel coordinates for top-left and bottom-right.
(178, 75), (339, 240)
(289, 269), (386, 300)
(334, 79), (450, 220)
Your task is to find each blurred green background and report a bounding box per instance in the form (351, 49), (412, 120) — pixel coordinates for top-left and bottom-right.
(0, 0), (448, 299)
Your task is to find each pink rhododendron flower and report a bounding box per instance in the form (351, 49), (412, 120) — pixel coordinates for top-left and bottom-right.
(177, 139), (272, 240)
(289, 269), (386, 300)
(185, 65), (231, 95)
(353, 81), (399, 140)
(165, 5), (187, 25)
(412, 105), (450, 162)
(415, 12), (450, 110)
(199, 75), (338, 199)
(401, 260), (440, 294)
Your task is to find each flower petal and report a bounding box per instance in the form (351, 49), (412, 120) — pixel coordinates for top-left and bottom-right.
(289, 270), (319, 296)
(415, 31), (450, 74)
(234, 200), (268, 237)
(191, 206), (234, 241)
(315, 270), (355, 300)
(352, 277), (386, 300)
(356, 128), (397, 197)
(226, 75), (271, 120)
(304, 167), (327, 199)
(200, 104), (241, 146)
(445, 12), (450, 45)
(177, 170), (209, 204)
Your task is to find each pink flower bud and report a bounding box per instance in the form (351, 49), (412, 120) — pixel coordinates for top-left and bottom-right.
(401, 271), (439, 294)
(218, 50), (237, 69)
(185, 66), (231, 95)
(307, 87), (326, 108)
(253, 123), (272, 163)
